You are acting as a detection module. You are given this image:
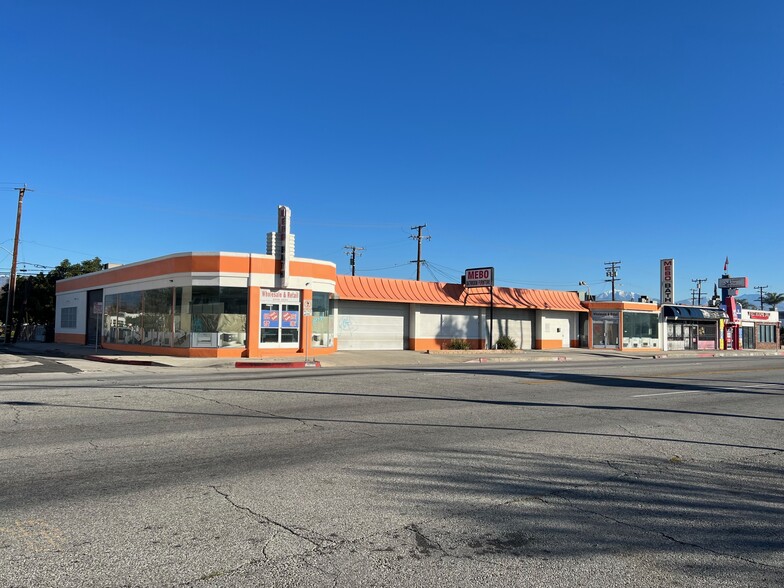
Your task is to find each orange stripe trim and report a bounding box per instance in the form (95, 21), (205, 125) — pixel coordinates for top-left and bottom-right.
(57, 253), (336, 293)
(55, 333), (86, 345)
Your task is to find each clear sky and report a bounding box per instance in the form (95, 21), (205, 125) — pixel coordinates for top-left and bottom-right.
(2, 1), (782, 301)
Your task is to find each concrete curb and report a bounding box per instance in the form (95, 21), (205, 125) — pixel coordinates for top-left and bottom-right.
(465, 356), (568, 363)
(235, 361), (321, 369)
(84, 355), (167, 367)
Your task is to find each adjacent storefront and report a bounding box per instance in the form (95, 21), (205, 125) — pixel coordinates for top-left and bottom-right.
(740, 309), (780, 350)
(585, 301), (660, 351)
(661, 305), (727, 351)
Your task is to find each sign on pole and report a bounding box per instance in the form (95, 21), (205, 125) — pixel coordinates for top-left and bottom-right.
(464, 267), (494, 288)
(660, 259), (674, 304)
(717, 277), (748, 289)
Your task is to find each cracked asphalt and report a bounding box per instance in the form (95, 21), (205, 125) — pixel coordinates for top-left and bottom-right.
(0, 356), (782, 587)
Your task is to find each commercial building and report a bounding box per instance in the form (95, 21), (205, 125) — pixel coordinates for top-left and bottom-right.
(55, 251), (587, 358)
(584, 301), (661, 351)
(740, 308), (780, 350)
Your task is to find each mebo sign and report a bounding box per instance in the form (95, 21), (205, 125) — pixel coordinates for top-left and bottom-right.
(660, 258), (674, 304)
(464, 267), (494, 288)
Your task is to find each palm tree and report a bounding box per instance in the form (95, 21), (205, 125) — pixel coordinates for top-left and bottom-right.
(763, 292), (784, 311)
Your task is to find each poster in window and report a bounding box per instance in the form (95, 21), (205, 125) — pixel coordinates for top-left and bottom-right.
(282, 311), (299, 328)
(262, 310), (280, 328)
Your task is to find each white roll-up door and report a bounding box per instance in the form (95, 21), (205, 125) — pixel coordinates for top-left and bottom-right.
(490, 309), (534, 349)
(337, 301), (409, 350)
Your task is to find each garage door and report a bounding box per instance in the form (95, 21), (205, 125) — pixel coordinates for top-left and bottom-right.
(491, 309), (534, 350)
(337, 301), (409, 350)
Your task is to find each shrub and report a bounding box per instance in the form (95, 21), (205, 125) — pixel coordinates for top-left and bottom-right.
(446, 338), (471, 350)
(496, 334), (518, 350)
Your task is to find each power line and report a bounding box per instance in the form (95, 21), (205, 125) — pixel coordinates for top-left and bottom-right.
(343, 245), (365, 276)
(409, 224), (430, 281)
(754, 285), (768, 310)
(356, 262), (414, 273)
(691, 278), (707, 305)
(604, 261), (621, 301)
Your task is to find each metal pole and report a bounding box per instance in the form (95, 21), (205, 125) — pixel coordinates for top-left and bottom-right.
(305, 311), (309, 363)
(5, 186), (26, 344)
(489, 286), (494, 349)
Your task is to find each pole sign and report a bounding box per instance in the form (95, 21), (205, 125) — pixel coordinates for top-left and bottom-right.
(717, 277), (748, 289)
(277, 205), (291, 287)
(92, 302), (103, 315)
(464, 267), (494, 288)
(660, 258), (674, 304)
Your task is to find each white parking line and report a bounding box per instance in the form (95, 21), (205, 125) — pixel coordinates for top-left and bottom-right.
(632, 390), (705, 398)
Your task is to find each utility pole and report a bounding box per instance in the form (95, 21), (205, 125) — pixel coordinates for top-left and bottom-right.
(754, 285), (767, 310)
(410, 224), (430, 281)
(690, 288), (698, 305)
(5, 185), (31, 344)
(691, 278), (707, 305)
(343, 245), (364, 276)
(604, 261), (621, 301)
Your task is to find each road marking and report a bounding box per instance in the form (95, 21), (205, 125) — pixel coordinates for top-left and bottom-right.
(632, 390), (706, 398)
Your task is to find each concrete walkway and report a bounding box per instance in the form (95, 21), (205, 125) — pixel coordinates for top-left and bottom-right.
(1, 341), (781, 369)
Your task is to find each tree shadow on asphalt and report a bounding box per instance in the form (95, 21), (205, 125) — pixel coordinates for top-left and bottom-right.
(351, 447), (784, 580)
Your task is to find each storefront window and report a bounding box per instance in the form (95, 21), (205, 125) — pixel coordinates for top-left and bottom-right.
(260, 288), (301, 347)
(622, 312), (659, 348)
(142, 288), (173, 346)
(667, 321), (717, 350)
(311, 292), (333, 347)
(759, 324), (776, 343)
(104, 286), (247, 348)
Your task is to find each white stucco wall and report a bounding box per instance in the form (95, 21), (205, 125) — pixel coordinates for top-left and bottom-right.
(54, 291), (87, 336)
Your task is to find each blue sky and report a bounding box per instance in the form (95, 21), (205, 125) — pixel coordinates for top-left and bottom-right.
(2, 1), (782, 300)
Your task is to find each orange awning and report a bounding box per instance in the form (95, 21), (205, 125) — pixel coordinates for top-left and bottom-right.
(336, 275), (586, 312)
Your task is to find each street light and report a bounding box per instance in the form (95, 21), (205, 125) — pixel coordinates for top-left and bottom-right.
(579, 281), (592, 301)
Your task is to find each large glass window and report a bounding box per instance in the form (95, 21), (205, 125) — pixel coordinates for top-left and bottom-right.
(622, 312), (659, 348)
(697, 323), (717, 349)
(311, 292), (333, 347)
(142, 288), (173, 346)
(104, 286), (247, 348)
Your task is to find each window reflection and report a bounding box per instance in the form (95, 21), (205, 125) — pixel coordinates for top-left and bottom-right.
(104, 286), (247, 348)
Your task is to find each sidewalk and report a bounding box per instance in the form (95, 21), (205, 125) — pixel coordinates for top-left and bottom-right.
(2, 341), (782, 369)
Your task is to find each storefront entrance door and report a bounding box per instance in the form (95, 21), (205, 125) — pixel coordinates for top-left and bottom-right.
(592, 316), (619, 349)
(683, 324), (698, 350)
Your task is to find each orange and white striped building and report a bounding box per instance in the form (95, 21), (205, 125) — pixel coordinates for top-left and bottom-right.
(55, 251), (587, 358)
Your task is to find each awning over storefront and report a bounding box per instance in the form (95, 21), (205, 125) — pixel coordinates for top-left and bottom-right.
(336, 275), (587, 312)
(661, 305), (727, 320)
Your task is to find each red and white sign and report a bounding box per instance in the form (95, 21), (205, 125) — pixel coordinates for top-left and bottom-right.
(743, 309), (778, 323)
(260, 288), (300, 304)
(660, 258), (674, 304)
(464, 267), (494, 288)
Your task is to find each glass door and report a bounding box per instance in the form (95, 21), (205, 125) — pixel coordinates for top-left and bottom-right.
(260, 302), (300, 346)
(591, 312), (619, 349)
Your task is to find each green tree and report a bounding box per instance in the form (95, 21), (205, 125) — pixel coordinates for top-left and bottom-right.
(762, 292), (784, 311)
(1, 257), (103, 334)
